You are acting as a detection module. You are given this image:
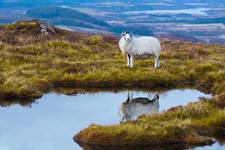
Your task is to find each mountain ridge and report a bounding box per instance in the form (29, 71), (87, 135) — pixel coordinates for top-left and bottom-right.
(26, 6), (110, 30)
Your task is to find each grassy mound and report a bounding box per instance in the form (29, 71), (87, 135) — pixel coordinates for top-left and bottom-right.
(75, 96), (225, 147)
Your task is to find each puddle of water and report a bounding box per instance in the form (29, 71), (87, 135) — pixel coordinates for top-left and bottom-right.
(0, 89), (222, 150)
(193, 142), (225, 150)
(122, 8), (211, 16)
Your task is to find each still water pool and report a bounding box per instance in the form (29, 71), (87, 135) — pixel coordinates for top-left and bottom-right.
(0, 89), (223, 150)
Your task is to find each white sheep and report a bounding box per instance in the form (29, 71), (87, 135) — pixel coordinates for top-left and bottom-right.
(119, 32), (161, 68)
(119, 93), (159, 123)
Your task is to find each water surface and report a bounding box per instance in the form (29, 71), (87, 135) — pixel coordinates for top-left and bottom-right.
(0, 89), (222, 150)
(122, 8), (211, 16)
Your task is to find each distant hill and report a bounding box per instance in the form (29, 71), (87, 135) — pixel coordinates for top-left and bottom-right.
(25, 6), (153, 36)
(26, 6), (110, 30)
(3, 0), (225, 5)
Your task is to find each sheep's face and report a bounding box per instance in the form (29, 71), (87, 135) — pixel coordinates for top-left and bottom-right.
(120, 103), (130, 123)
(121, 32), (133, 41)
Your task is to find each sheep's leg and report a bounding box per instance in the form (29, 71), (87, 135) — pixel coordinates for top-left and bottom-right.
(157, 56), (160, 68)
(154, 56), (160, 68)
(130, 55), (134, 68)
(127, 91), (131, 102)
(154, 56), (158, 68)
(127, 54), (130, 67)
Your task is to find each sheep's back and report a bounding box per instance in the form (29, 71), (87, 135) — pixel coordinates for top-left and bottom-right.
(127, 102), (159, 119)
(133, 36), (161, 56)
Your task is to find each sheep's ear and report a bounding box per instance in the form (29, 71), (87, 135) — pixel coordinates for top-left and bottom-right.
(121, 32), (126, 37)
(129, 32), (133, 37)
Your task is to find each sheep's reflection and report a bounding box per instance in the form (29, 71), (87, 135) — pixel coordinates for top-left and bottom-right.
(119, 92), (159, 123)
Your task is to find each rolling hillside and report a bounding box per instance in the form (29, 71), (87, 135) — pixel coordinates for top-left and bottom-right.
(26, 6), (110, 30)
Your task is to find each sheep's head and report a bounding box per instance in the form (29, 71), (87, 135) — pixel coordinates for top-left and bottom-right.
(121, 31), (133, 41)
(119, 102), (130, 123)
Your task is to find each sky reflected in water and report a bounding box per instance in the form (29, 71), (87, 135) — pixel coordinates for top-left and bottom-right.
(0, 89), (221, 150)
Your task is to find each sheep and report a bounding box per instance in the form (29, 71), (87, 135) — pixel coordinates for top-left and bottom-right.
(119, 32), (161, 68)
(119, 93), (159, 123)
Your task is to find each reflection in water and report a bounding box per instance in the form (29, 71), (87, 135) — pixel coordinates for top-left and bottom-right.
(0, 97), (37, 107)
(0, 89), (221, 150)
(119, 93), (159, 123)
(78, 142), (190, 150)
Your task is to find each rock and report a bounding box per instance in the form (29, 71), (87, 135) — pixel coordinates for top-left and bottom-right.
(39, 21), (56, 35)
